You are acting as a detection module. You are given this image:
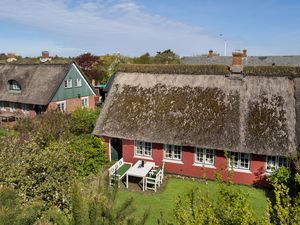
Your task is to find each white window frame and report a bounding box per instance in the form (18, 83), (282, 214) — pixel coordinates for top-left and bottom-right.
(228, 152), (251, 170)
(265, 156), (290, 173)
(64, 79), (72, 88)
(81, 97), (89, 108)
(9, 102), (16, 112)
(74, 78), (82, 87)
(9, 80), (21, 91)
(195, 148), (215, 165)
(21, 104), (29, 114)
(164, 144), (182, 161)
(134, 141), (152, 158)
(57, 101), (66, 112)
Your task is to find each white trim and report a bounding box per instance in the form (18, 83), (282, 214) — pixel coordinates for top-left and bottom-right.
(230, 168), (252, 174)
(193, 163), (216, 169)
(265, 155), (290, 173)
(164, 144), (182, 161)
(108, 138), (112, 161)
(228, 152), (251, 171)
(56, 100), (66, 112)
(73, 63), (97, 95)
(194, 147), (215, 166)
(81, 96), (89, 108)
(133, 155), (154, 160)
(163, 159), (184, 164)
(134, 140), (152, 157)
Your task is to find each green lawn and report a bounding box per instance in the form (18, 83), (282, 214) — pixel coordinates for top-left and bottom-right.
(116, 177), (269, 225)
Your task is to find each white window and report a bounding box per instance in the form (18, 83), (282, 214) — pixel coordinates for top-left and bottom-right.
(9, 102), (16, 112)
(74, 78), (82, 87)
(228, 152), (250, 170)
(57, 101), (66, 112)
(21, 104), (29, 114)
(81, 97), (89, 108)
(64, 79), (72, 88)
(164, 144), (182, 161)
(134, 141), (152, 157)
(265, 156), (290, 173)
(8, 80), (21, 91)
(195, 148), (215, 165)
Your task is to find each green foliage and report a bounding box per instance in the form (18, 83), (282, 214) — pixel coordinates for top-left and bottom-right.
(117, 63), (229, 75)
(153, 49), (180, 64)
(244, 66), (300, 76)
(267, 166), (291, 186)
(70, 107), (100, 135)
(216, 185), (256, 225)
(174, 188), (219, 225)
(15, 117), (34, 133)
(267, 182), (300, 225)
(71, 134), (107, 176)
(132, 53), (152, 64)
(0, 136), (79, 210)
(174, 184), (256, 225)
(0, 186), (42, 225)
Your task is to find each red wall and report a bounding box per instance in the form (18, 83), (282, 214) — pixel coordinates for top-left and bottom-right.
(104, 137), (268, 186)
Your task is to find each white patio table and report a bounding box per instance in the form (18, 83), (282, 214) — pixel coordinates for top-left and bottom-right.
(125, 160), (155, 191)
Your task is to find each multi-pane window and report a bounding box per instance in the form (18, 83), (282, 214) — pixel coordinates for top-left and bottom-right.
(8, 80), (21, 91)
(74, 78), (82, 87)
(57, 101), (66, 112)
(64, 79), (72, 88)
(195, 148), (215, 165)
(266, 156), (289, 172)
(21, 104), (29, 114)
(9, 102), (16, 112)
(81, 97), (88, 108)
(134, 141), (152, 157)
(164, 144), (182, 161)
(228, 152), (250, 170)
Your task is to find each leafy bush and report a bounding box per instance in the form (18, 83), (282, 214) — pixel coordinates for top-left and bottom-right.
(71, 134), (107, 176)
(0, 136), (79, 210)
(0, 186), (42, 225)
(267, 166), (291, 186)
(70, 108), (100, 135)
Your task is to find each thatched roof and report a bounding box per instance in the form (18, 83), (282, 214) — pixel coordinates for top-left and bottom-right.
(0, 63), (70, 105)
(94, 66), (299, 156)
(182, 55), (300, 66)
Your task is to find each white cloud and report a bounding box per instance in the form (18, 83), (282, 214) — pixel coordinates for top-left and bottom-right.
(0, 0), (229, 56)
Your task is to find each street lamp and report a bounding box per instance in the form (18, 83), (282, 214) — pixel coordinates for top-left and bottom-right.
(219, 34), (227, 56)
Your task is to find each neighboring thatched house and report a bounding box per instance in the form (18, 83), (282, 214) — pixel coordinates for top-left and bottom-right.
(0, 62), (98, 117)
(93, 52), (300, 185)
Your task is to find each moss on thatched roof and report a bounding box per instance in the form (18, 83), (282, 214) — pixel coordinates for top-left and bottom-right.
(117, 64), (230, 75)
(94, 72), (297, 156)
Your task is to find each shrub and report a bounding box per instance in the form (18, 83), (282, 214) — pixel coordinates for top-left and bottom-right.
(70, 108), (100, 135)
(71, 134), (107, 177)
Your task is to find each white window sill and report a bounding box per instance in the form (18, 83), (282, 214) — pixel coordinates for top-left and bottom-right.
(193, 163), (216, 169)
(230, 168), (252, 174)
(163, 159), (184, 164)
(133, 155), (153, 160)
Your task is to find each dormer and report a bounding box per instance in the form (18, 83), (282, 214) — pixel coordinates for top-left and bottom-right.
(8, 80), (21, 92)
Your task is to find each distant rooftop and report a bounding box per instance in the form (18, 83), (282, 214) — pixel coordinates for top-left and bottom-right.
(181, 55), (300, 67)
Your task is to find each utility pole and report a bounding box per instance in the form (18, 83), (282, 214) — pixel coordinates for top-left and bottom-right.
(219, 34), (227, 56)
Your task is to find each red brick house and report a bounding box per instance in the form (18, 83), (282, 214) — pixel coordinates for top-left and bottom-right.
(93, 53), (299, 186)
(0, 62), (98, 118)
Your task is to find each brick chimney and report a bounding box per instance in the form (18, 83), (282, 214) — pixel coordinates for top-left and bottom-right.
(7, 52), (17, 62)
(208, 50), (214, 58)
(232, 50), (243, 66)
(40, 51), (51, 63)
(242, 49), (247, 57)
(230, 50), (243, 74)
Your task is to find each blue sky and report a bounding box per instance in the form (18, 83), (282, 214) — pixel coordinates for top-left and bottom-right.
(0, 0), (299, 57)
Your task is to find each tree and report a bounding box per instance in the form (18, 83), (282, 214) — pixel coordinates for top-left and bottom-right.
(75, 53), (103, 81)
(153, 49), (180, 64)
